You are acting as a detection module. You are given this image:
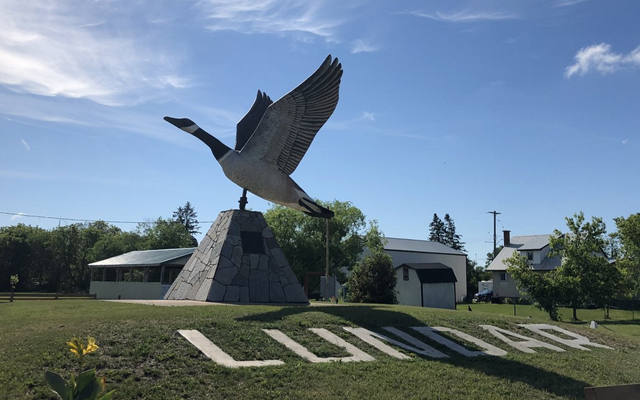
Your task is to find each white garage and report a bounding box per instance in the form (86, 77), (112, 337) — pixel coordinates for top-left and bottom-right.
(395, 263), (458, 310)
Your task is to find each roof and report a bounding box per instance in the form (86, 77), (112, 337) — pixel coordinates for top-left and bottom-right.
(517, 235), (552, 251)
(384, 237), (466, 256)
(89, 248), (196, 268)
(487, 235), (556, 271)
(397, 263), (458, 284)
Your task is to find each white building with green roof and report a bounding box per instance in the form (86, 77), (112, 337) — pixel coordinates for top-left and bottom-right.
(89, 248), (195, 299)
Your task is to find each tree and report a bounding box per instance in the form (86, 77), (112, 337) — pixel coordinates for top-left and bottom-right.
(428, 214), (445, 243)
(485, 245), (504, 269)
(10, 274), (18, 302)
(264, 200), (367, 280)
(549, 212), (623, 321)
(0, 213), (195, 293)
(88, 231), (141, 265)
(429, 213), (465, 251)
(49, 224), (84, 292)
(613, 213), (640, 298)
(443, 214), (465, 251)
(0, 224), (52, 292)
(506, 252), (562, 321)
(137, 218), (195, 250)
(173, 202), (200, 246)
(430, 213), (471, 298)
(348, 221), (397, 304)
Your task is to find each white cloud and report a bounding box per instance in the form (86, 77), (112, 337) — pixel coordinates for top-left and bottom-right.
(554, 0), (588, 7)
(326, 111), (376, 130)
(198, 0), (345, 40)
(360, 111), (376, 121)
(0, 1), (188, 106)
(411, 9), (518, 22)
(622, 139), (629, 145)
(351, 39), (380, 54)
(565, 43), (640, 77)
(627, 47), (640, 64)
(0, 83), (241, 146)
(21, 138), (30, 151)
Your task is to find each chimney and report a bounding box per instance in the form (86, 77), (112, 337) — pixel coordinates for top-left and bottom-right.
(503, 230), (511, 247)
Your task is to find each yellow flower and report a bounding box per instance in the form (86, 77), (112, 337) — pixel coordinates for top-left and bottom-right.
(66, 336), (99, 363)
(67, 337), (82, 357)
(85, 337), (99, 355)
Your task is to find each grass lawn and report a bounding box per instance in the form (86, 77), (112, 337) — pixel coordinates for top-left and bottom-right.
(469, 303), (640, 338)
(2, 300), (640, 399)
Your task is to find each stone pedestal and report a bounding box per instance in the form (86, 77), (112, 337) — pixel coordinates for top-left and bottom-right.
(164, 210), (308, 304)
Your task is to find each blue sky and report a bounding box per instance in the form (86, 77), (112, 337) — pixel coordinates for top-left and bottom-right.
(1, 0), (639, 265)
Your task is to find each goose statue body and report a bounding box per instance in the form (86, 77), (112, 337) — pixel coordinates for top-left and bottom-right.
(165, 55), (342, 219)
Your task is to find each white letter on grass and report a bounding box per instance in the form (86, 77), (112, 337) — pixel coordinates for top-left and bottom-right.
(263, 328), (375, 363)
(479, 325), (565, 354)
(178, 330), (284, 368)
(342, 327), (411, 359)
(412, 326), (507, 357)
(383, 327), (448, 358)
(519, 324), (613, 350)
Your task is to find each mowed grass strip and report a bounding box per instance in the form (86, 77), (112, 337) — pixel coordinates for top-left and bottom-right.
(1, 301), (639, 399)
(469, 303), (640, 337)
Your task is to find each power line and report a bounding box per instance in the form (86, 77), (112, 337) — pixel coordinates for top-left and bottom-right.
(0, 211), (215, 225)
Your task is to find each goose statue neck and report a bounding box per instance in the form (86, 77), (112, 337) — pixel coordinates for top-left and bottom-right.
(191, 128), (231, 161)
(163, 117), (231, 160)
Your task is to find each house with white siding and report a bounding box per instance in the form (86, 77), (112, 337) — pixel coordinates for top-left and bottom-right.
(486, 231), (560, 300)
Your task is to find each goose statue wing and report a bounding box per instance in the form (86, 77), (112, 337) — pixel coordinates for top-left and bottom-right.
(240, 55), (343, 176)
(235, 90), (272, 151)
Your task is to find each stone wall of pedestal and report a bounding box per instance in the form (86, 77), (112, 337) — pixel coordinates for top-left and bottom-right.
(164, 210), (308, 304)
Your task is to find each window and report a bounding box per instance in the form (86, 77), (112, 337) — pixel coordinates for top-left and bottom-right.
(403, 266), (409, 281)
(500, 272), (508, 282)
(527, 252), (534, 261)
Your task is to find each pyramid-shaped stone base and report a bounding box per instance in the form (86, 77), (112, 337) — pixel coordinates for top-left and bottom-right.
(164, 210), (308, 304)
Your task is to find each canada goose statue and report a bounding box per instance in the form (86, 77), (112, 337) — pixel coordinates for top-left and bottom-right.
(164, 55), (342, 219)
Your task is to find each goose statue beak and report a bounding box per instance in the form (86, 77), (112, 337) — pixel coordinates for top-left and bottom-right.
(164, 116), (199, 134)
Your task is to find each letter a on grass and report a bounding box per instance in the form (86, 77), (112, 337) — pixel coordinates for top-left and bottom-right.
(479, 325), (564, 354)
(519, 324), (613, 351)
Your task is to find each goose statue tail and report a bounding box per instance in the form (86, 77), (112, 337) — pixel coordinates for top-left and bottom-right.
(298, 198), (334, 219)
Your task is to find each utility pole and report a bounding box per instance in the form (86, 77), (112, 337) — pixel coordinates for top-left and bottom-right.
(487, 211), (501, 261)
(325, 219), (330, 301)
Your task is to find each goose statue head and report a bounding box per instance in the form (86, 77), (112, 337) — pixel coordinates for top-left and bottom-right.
(164, 55), (342, 219)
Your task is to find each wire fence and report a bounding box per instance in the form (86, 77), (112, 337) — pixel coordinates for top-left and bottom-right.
(482, 297), (640, 321)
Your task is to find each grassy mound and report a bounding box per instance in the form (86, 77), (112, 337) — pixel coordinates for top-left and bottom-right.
(1, 301), (639, 399)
